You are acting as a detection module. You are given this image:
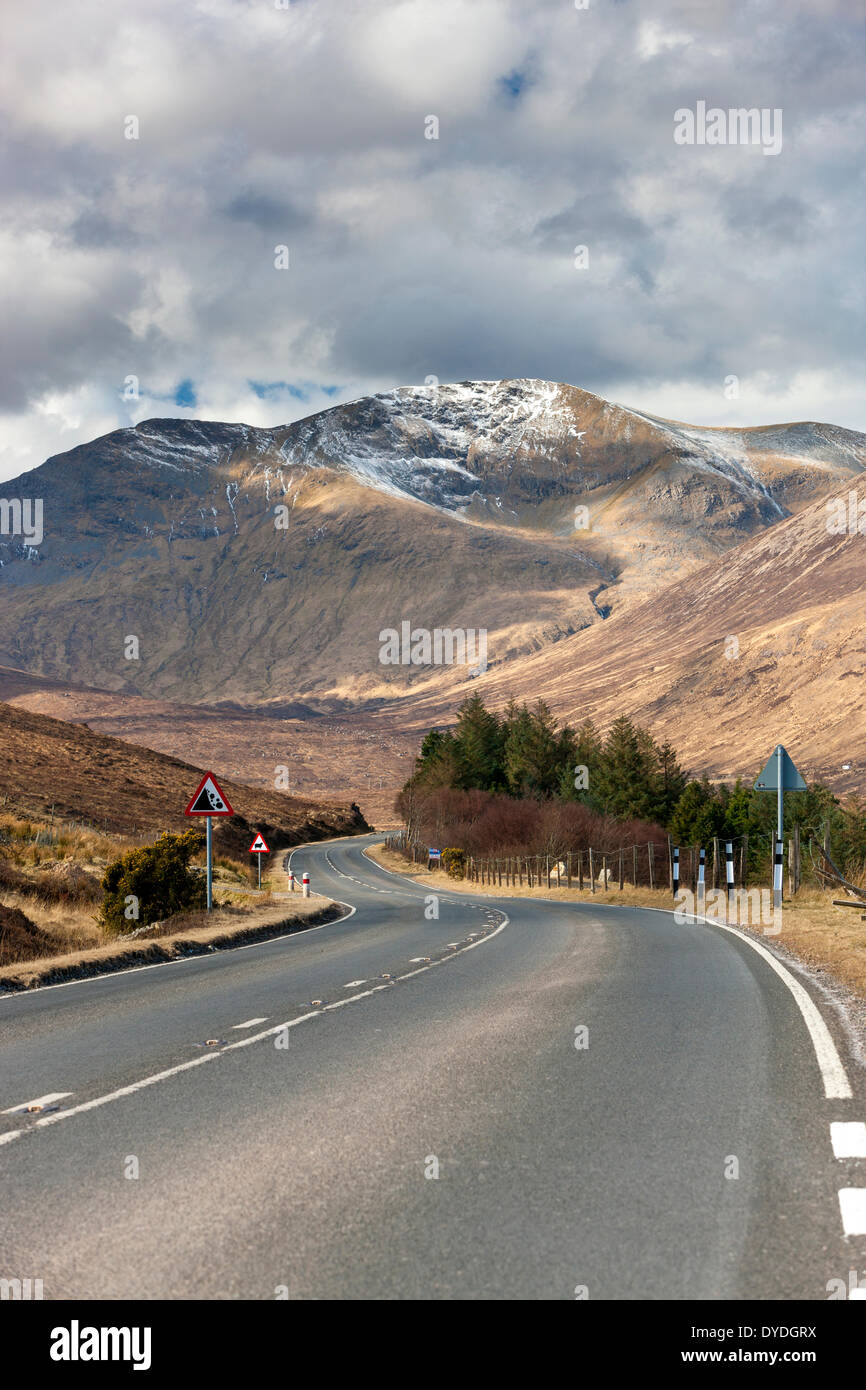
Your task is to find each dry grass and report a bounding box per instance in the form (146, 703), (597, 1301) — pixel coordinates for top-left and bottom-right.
(0, 806), (275, 965)
(0, 893), (338, 991)
(366, 845), (866, 1000)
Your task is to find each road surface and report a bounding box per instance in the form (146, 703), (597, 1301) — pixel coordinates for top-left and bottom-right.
(1, 834), (864, 1300)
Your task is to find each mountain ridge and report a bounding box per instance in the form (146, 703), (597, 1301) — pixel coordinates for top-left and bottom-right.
(1, 379), (863, 706)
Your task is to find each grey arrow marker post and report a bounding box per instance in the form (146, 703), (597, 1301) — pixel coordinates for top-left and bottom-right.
(754, 745), (807, 909)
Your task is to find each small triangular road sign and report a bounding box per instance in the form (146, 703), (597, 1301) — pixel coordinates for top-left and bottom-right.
(185, 772), (234, 816)
(754, 745), (807, 792)
(249, 832), (270, 854)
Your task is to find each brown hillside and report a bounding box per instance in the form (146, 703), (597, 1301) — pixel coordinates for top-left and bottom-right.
(0, 702), (369, 851)
(378, 491), (866, 791)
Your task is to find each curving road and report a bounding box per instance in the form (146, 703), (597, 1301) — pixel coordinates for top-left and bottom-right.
(1, 833), (864, 1300)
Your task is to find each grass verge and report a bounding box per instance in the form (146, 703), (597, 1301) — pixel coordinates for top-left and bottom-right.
(0, 894), (342, 992)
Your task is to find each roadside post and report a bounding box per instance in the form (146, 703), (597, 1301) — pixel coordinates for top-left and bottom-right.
(302, 871), (310, 898)
(697, 847), (706, 914)
(288, 870), (295, 892)
(184, 772), (234, 911)
(672, 846), (679, 900)
(773, 837), (784, 911)
(249, 832), (270, 891)
(725, 841), (735, 910)
(754, 745), (806, 909)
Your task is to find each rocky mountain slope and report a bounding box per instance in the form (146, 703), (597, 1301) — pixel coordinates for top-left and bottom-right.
(1, 380), (863, 706)
(388, 488), (866, 790)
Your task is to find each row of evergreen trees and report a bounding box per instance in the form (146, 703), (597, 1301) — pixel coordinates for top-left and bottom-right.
(412, 696), (688, 825)
(404, 694), (866, 870)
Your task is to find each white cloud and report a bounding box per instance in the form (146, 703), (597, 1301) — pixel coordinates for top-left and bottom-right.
(0, 0), (864, 483)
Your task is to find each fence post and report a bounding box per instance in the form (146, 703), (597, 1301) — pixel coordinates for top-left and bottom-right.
(742, 834), (749, 888)
(546, 856), (551, 890)
(792, 824), (801, 895)
(619, 848), (624, 891)
(578, 850), (584, 892)
(712, 837), (720, 891)
(589, 848), (595, 894)
(602, 853), (608, 891)
(648, 842), (654, 890)
(632, 845), (637, 887)
(567, 852), (572, 889)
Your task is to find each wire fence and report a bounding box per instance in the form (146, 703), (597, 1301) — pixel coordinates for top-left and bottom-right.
(386, 826), (830, 896)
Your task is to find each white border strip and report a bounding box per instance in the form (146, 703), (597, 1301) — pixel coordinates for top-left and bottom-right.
(360, 846), (853, 1103)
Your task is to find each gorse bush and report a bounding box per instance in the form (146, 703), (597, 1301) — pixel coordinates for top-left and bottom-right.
(99, 829), (206, 935)
(440, 847), (465, 879)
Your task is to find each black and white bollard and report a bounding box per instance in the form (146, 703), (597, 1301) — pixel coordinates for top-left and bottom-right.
(725, 840), (735, 912)
(697, 847), (706, 913)
(773, 837), (784, 911)
(302, 871), (310, 899)
(672, 846), (680, 899)
(288, 870), (295, 893)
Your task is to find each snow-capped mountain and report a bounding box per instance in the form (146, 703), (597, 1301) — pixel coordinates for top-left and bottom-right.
(0, 380), (863, 705)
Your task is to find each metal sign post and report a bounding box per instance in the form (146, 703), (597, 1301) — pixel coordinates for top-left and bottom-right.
(206, 815), (213, 910)
(248, 833), (270, 893)
(185, 772), (235, 912)
(754, 745), (807, 909)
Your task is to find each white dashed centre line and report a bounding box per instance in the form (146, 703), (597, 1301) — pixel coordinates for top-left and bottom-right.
(231, 1018), (268, 1030)
(2, 1091), (73, 1114)
(838, 1188), (866, 1236)
(831, 1122), (866, 1159)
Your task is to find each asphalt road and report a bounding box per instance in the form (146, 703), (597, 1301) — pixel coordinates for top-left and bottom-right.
(1, 834), (864, 1300)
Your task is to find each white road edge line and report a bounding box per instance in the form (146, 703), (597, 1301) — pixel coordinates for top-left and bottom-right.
(230, 1018), (268, 1030)
(360, 845), (852, 1103)
(687, 911), (852, 1101)
(511, 891), (853, 1102)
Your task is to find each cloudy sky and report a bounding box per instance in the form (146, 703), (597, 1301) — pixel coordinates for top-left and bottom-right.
(1, 0), (864, 482)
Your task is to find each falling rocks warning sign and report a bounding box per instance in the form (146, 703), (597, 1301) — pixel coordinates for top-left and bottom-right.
(184, 773), (234, 817)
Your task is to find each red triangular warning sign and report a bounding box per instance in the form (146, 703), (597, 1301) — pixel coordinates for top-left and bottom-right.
(184, 772), (234, 817)
(249, 832), (269, 853)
